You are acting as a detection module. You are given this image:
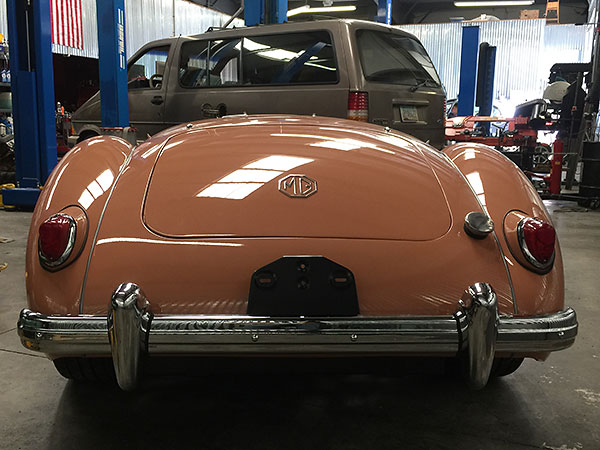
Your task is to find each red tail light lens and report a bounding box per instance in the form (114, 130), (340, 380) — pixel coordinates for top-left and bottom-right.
(518, 218), (556, 269)
(347, 92), (368, 122)
(38, 214), (76, 269)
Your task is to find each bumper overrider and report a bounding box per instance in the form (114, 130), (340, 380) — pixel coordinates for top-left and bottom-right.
(18, 282), (577, 391)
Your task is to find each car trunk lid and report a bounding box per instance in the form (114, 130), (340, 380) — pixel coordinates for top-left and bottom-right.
(143, 122), (451, 241)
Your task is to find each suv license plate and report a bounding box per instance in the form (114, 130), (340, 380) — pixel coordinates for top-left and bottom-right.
(400, 105), (418, 122)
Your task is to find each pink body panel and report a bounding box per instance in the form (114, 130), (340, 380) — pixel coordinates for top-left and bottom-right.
(26, 116), (564, 322)
(26, 136), (133, 315)
(443, 143), (564, 316)
(80, 117), (514, 316)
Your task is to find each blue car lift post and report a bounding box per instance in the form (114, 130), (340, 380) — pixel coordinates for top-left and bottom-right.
(245, 0), (287, 25)
(3, 0), (57, 207)
(96, 0), (129, 131)
(457, 26), (480, 117)
(375, 0), (392, 25)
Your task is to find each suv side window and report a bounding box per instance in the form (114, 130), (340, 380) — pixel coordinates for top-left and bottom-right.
(356, 30), (441, 87)
(179, 39), (241, 88)
(241, 31), (337, 85)
(178, 31), (337, 88)
(128, 45), (170, 90)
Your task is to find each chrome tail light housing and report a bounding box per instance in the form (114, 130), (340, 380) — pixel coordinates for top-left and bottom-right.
(517, 217), (556, 271)
(38, 207), (88, 271)
(503, 211), (556, 274)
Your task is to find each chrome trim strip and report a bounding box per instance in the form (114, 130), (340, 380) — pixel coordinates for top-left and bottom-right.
(79, 147), (136, 314)
(492, 230), (518, 314)
(440, 151), (518, 313)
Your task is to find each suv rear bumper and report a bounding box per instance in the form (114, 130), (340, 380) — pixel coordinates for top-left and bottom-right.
(18, 282), (577, 391)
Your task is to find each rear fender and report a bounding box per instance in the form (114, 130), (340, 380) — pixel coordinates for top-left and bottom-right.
(26, 136), (133, 315)
(443, 143), (564, 316)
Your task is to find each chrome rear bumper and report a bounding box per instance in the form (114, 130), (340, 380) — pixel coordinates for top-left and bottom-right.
(18, 282), (577, 391)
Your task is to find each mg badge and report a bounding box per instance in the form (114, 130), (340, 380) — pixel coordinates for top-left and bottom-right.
(278, 174), (317, 198)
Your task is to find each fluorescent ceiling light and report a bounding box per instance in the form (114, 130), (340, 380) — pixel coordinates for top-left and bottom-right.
(287, 5), (356, 17)
(287, 5), (310, 16)
(454, 1), (533, 6)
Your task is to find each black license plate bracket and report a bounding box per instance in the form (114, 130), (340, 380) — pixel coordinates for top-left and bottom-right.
(247, 256), (359, 317)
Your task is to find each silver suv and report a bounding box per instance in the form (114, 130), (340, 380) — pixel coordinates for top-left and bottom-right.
(72, 19), (446, 148)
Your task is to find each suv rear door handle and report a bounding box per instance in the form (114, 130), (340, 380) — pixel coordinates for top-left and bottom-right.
(151, 96), (163, 105)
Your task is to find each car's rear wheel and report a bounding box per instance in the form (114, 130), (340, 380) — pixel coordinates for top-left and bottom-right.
(490, 357), (524, 377)
(53, 357), (116, 383)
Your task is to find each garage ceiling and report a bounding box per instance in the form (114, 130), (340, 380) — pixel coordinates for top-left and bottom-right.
(189, 0), (590, 25)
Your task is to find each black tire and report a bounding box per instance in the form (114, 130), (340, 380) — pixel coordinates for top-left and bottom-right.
(53, 357), (116, 383)
(76, 131), (98, 144)
(490, 357), (524, 377)
(577, 198), (591, 208)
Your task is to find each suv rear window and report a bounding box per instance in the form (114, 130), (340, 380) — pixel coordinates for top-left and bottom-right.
(179, 31), (338, 88)
(356, 30), (441, 87)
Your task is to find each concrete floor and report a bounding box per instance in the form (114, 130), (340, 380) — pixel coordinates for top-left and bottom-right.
(0, 202), (598, 450)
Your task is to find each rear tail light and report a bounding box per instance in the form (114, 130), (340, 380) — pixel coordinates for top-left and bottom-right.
(517, 217), (556, 270)
(347, 92), (368, 122)
(38, 214), (77, 269)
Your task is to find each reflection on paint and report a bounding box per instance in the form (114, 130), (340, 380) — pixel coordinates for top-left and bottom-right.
(272, 133), (335, 141)
(96, 237), (243, 247)
(196, 155), (314, 200)
(466, 171), (486, 208)
(77, 169), (115, 209)
(45, 162), (70, 210)
(219, 169), (282, 183)
(310, 137), (394, 154)
(464, 149), (478, 160)
(140, 142), (173, 160)
(243, 155), (313, 171)
(318, 127), (415, 152)
(197, 183), (263, 200)
(271, 133), (395, 154)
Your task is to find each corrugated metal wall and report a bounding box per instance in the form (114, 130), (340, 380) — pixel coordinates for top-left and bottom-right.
(399, 20), (593, 110)
(0, 3), (592, 106)
(125, 0), (244, 58)
(0, 0), (6, 42)
(0, 0), (243, 59)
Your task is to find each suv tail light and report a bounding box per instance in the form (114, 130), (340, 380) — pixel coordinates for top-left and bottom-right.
(347, 92), (368, 122)
(38, 214), (77, 269)
(517, 217), (556, 270)
(443, 97), (447, 120)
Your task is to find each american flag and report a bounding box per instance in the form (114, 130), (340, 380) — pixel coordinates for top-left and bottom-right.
(50, 0), (83, 49)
